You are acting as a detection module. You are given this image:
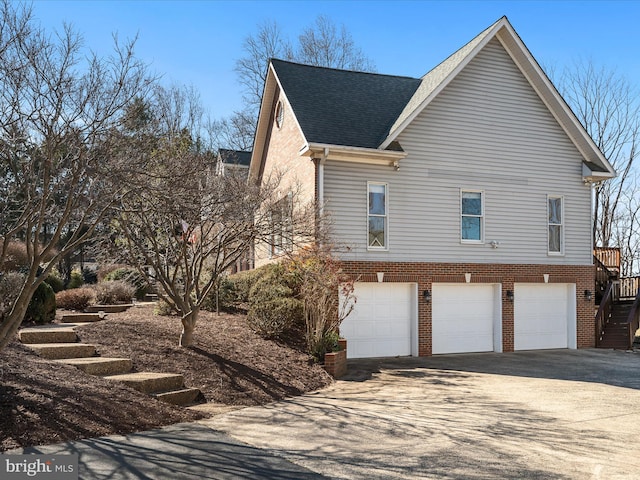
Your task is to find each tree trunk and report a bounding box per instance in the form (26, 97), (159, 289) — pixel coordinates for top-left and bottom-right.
(179, 309), (199, 347)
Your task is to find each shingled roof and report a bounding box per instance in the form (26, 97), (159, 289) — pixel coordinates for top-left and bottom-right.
(271, 59), (420, 149)
(218, 149), (252, 167)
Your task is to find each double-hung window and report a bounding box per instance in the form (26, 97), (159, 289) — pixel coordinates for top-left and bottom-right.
(461, 190), (483, 242)
(548, 195), (563, 254)
(368, 182), (387, 249)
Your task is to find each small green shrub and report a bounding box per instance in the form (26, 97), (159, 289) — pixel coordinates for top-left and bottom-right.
(93, 280), (135, 305)
(228, 268), (266, 303)
(82, 268), (98, 285)
(55, 287), (96, 310)
(24, 282), (56, 324)
(201, 276), (239, 312)
(97, 264), (128, 282)
(246, 271), (303, 339)
(44, 273), (64, 293)
(0, 271), (26, 322)
(154, 299), (178, 316)
(104, 267), (149, 299)
(68, 270), (84, 289)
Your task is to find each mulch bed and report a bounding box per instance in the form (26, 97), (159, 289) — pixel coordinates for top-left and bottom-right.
(1, 304), (333, 451)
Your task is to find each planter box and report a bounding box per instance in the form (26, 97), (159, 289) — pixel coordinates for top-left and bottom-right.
(323, 339), (347, 379)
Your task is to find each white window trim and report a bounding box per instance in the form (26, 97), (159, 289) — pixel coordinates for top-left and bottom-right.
(460, 189), (484, 244)
(367, 181), (389, 251)
(547, 194), (565, 256)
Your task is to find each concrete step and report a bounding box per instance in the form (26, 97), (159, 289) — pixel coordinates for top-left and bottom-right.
(153, 388), (202, 406)
(19, 328), (77, 344)
(61, 313), (104, 323)
(104, 372), (184, 394)
(85, 304), (133, 313)
(26, 343), (97, 360)
(56, 357), (132, 376)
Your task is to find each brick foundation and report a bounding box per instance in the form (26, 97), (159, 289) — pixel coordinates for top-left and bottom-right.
(340, 261), (595, 356)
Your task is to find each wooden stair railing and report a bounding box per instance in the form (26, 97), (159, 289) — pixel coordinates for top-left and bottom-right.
(595, 281), (614, 347)
(626, 288), (640, 349)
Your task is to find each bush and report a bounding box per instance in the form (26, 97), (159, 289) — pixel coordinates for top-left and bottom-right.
(0, 271), (26, 322)
(68, 270), (84, 289)
(93, 280), (135, 305)
(227, 268), (267, 303)
(201, 276), (239, 313)
(24, 282), (56, 325)
(55, 287), (96, 311)
(0, 241), (29, 272)
(246, 270), (303, 339)
(97, 264), (128, 282)
(154, 299), (178, 316)
(104, 267), (149, 299)
(82, 267), (98, 285)
(44, 273), (65, 293)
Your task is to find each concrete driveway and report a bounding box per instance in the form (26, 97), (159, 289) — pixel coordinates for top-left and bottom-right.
(203, 349), (640, 479)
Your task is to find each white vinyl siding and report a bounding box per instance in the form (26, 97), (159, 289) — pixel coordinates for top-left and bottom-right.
(323, 38), (592, 265)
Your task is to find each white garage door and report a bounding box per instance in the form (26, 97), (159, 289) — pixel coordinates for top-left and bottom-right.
(340, 283), (416, 358)
(514, 283), (576, 350)
(432, 284), (500, 354)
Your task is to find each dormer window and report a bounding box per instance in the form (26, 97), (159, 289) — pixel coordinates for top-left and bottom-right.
(275, 100), (284, 129)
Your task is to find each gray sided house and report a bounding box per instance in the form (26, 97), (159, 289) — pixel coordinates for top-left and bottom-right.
(250, 17), (615, 358)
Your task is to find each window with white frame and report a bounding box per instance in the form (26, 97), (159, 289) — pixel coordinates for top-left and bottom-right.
(461, 190), (483, 242)
(548, 195), (563, 254)
(368, 183), (387, 249)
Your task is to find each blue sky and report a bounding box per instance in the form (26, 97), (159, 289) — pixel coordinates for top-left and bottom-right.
(31, 0), (640, 120)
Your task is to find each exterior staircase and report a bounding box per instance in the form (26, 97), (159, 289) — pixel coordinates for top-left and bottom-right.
(596, 301), (635, 349)
(19, 322), (202, 406)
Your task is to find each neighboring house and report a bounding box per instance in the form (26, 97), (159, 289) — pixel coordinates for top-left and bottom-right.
(216, 149), (252, 178)
(216, 149), (253, 272)
(249, 16), (616, 358)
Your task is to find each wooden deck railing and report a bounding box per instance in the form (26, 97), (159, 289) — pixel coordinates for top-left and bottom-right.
(626, 288), (640, 349)
(619, 277), (640, 301)
(594, 247), (621, 272)
(595, 281), (614, 347)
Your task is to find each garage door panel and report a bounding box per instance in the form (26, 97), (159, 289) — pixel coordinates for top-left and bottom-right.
(514, 284), (575, 350)
(341, 283), (416, 358)
(432, 284), (498, 355)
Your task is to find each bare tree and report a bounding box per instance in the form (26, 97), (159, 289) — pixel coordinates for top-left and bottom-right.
(234, 20), (292, 114)
(106, 87), (315, 347)
(211, 108), (255, 152)
(0, 1), (151, 351)
(226, 15), (376, 151)
(557, 60), (640, 250)
(293, 15), (376, 73)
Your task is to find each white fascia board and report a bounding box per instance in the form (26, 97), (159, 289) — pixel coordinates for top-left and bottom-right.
(302, 142), (407, 167)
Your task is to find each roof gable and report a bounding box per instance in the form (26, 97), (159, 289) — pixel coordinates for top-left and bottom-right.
(252, 17), (615, 181)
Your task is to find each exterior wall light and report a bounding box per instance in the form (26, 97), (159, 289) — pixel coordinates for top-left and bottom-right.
(506, 290), (514, 302)
(423, 290), (431, 302)
(584, 290), (592, 301)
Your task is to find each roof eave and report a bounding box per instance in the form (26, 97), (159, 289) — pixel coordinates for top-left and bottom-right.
(303, 142), (407, 167)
